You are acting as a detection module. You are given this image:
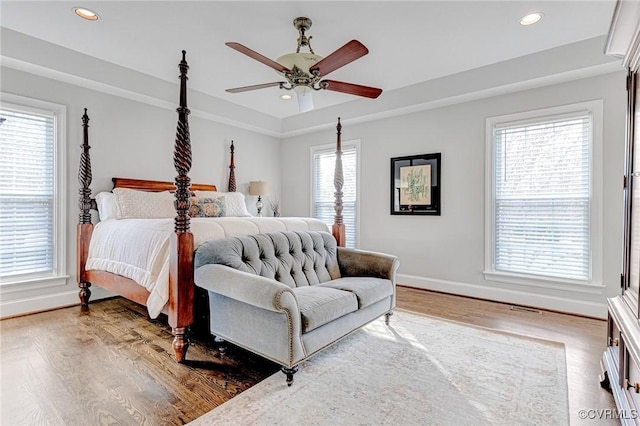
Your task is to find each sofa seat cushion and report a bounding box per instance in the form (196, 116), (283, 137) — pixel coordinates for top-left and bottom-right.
(293, 286), (358, 333)
(317, 277), (393, 309)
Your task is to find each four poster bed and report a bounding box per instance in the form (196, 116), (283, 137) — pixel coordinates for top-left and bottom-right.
(76, 51), (347, 362)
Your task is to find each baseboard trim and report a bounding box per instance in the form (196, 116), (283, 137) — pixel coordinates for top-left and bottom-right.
(0, 287), (114, 319)
(398, 274), (608, 319)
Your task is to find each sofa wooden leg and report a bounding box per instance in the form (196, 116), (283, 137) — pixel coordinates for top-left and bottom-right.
(281, 365), (299, 386)
(385, 311), (393, 325)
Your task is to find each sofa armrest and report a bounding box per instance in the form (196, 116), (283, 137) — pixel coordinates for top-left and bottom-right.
(337, 247), (400, 281)
(194, 264), (298, 313)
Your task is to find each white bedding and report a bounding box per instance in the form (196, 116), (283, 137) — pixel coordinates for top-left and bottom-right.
(85, 217), (330, 318)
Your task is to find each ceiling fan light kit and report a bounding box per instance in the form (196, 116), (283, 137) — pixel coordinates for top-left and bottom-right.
(226, 16), (382, 112)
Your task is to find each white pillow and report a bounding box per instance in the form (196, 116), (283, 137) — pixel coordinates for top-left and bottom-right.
(113, 188), (176, 219)
(95, 191), (118, 221)
(194, 191), (251, 217)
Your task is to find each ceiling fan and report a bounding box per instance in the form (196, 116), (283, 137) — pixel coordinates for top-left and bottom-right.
(225, 17), (383, 112)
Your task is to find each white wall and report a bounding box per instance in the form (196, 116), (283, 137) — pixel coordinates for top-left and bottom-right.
(0, 26), (627, 319)
(281, 71), (627, 318)
(0, 66), (282, 317)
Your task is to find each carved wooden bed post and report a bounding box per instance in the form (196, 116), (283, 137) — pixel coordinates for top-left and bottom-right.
(169, 50), (194, 363)
(332, 117), (346, 247)
(77, 108), (93, 308)
(228, 140), (236, 192)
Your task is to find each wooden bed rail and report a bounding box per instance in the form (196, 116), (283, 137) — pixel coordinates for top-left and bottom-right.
(111, 177), (216, 192)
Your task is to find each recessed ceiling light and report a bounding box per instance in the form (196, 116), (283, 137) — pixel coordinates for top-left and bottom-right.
(74, 7), (99, 21)
(281, 94), (292, 100)
(520, 12), (543, 26)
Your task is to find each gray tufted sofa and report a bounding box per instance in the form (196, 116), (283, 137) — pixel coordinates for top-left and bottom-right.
(194, 231), (399, 385)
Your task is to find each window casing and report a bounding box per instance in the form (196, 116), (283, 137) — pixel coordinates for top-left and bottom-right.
(311, 141), (359, 249)
(0, 94), (67, 288)
(484, 101), (603, 288)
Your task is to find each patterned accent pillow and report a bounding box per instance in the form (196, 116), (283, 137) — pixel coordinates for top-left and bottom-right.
(189, 197), (225, 218)
(113, 188), (176, 219)
(194, 191), (251, 217)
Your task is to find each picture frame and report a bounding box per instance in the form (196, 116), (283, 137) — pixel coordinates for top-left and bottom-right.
(390, 153), (441, 215)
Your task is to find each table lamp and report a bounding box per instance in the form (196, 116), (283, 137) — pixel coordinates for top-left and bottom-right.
(249, 181), (270, 217)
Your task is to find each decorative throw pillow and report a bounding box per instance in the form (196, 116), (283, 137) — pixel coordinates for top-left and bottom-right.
(194, 191), (251, 217)
(95, 191), (119, 221)
(113, 188), (176, 219)
(189, 197), (225, 218)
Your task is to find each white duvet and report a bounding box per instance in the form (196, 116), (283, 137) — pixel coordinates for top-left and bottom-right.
(85, 217), (330, 318)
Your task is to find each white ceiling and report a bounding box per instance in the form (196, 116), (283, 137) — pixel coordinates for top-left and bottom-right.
(1, 1), (618, 120)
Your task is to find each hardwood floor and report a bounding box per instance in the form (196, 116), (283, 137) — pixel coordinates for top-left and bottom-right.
(1, 286), (615, 425)
(0, 298), (277, 426)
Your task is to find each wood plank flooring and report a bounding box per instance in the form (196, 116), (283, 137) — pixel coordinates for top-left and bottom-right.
(1, 286), (615, 425)
(1, 298), (277, 425)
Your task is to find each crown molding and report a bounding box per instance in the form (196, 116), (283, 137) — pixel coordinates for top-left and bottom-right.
(605, 0), (640, 71)
(277, 61), (623, 138)
(1, 55), (284, 138)
(1, 53), (623, 139)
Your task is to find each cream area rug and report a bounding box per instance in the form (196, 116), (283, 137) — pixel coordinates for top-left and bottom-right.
(189, 310), (569, 426)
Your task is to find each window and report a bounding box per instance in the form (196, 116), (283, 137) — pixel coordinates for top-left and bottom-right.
(0, 94), (67, 287)
(311, 141), (359, 249)
(484, 101), (602, 287)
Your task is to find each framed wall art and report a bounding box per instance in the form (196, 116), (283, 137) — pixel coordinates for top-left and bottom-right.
(390, 153), (441, 215)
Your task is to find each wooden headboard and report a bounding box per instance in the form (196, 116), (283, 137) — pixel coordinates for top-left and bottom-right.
(111, 177), (217, 192)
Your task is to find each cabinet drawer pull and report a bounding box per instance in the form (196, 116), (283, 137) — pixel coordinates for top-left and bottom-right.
(625, 379), (640, 393)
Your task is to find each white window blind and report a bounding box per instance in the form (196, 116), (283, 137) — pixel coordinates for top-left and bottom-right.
(493, 112), (592, 281)
(0, 105), (57, 282)
(312, 144), (357, 248)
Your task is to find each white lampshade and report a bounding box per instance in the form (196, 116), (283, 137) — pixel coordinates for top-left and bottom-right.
(249, 181), (270, 196)
(294, 86), (314, 112)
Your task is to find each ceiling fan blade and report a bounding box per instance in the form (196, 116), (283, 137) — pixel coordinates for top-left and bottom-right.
(226, 82), (285, 93)
(226, 42), (290, 73)
(321, 80), (382, 99)
(310, 40), (369, 76)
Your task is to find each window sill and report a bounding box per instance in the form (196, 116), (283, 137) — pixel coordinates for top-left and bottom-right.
(0, 275), (70, 294)
(482, 270), (605, 295)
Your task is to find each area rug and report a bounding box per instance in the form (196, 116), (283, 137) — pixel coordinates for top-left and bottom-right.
(189, 310), (569, 426)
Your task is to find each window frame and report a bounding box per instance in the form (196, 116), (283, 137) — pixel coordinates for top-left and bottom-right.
(483, 100), (604, 291)
(0, 93), (68, 292)
(310, 139), (361, 248)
